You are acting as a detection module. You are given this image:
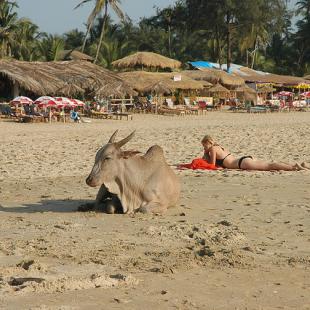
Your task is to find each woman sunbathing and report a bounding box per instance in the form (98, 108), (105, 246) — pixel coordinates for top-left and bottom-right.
(201, 135), (308, 171)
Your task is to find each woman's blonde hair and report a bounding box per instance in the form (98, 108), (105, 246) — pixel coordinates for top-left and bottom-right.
(201, 135), (215, 145)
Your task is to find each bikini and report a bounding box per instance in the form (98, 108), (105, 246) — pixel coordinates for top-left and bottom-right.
(214, 146), (253, 169)
(216, 153), (231, 168)
(208, 145), (253, 169)
(238, 156), (253, 169)
(215, 146), (231, 168)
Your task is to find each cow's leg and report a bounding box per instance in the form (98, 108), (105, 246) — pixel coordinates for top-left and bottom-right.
(137, 202), (167, 215)
(95, 185), (109, 206)
(96, 185), (123, 214)
(77, 185), (108, 212)
(105, 194), (123, 214)
(93, 184), (111, 212)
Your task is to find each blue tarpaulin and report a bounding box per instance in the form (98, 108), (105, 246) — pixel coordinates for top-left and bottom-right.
(188, 61), (214, 69)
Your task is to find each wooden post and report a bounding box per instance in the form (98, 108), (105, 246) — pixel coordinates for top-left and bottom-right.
(49, 107), (51, 123)
(12, 82), (20, 98)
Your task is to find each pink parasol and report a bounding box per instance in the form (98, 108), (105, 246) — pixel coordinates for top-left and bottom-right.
(34, 96), (54, 103)
(70, 99), (85, 106)
(54, 97), (76, 109)
(34, 96), (57, 108)
(11, 96), (33, 105)
(36, 98), (58, 108)
(300, 91), (310, 98)
(277, 91), (293, 96)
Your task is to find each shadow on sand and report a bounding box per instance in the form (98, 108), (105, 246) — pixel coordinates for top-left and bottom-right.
(0, 199), (94, 213)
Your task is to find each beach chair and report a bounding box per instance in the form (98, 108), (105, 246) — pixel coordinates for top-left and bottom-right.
(165, 98), (174, 108)
(248, 105), (269, 113)
(184, 97), (199, 115)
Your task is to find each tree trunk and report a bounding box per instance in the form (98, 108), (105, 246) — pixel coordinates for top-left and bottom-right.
(215, 25), (222, 68)
(81, 22), (92, 53)
(94, 2), (108, 64)
(226, 14), (231, 73)
(168, 25), (171, 57)
(251, 37), (257, 69)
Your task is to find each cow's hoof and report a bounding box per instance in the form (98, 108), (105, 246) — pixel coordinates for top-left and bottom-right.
(137, 206), (149, 214)
(105, 202), (116, 214)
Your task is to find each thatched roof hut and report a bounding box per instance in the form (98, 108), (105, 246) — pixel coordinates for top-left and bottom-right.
(118, 71), (206, 92)
(183, 69), (244, 87)
(90, 81), (137, 98)
(235, 85), (257, 94)
(256, 84), (276, 93)
(59, 50), (94, 62)
(208, 83), (230, 93)
(0, 59), (134, 98)
(236, 67), (309, 86)
(56, 83), (85, 97)
(142, 81), (173, 95)
(112, 52), (182, 70)
(233, 84), (257, 103)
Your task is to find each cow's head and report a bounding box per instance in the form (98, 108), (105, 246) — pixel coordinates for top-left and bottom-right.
(86, 130), (135, 187)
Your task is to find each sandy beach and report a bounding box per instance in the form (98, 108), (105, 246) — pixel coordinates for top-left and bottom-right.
(0, 111), (309, 310)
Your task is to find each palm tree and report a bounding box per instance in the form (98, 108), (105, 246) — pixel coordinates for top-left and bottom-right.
(63, 29), (85, 50)
(75, 0), (125, 63)
(296, 0), (310, 18)
(0, 0), (19, 58)
(13, 18), (41, 60)
(37, 34), (64, 61)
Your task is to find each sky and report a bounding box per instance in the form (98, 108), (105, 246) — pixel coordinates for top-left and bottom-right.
(16, 0), (298, 35)
(16, 0), (177, 34)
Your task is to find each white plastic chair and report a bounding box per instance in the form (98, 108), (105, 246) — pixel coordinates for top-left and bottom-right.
(166, 98), (174, 108)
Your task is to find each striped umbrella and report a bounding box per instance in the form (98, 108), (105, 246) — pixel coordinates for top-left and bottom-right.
(11, 96), (33, 105)
(300, 91), (310, 98)
(70, 99), (85, 106)
(34, 96), (57, 108)
(54, 97), (76, 109)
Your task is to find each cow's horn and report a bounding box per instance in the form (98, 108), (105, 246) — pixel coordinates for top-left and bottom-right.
(116, 130), (136, 148)
(108, 130), (119, 143)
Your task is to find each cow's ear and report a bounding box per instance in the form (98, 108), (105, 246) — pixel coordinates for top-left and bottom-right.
(108, 130), (118, 143)
(116, 130), (135, 148)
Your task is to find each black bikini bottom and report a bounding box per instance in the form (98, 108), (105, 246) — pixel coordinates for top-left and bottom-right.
(238, 156), (253, 169)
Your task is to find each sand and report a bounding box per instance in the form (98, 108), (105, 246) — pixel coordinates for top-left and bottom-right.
(0, 112), (309, 310)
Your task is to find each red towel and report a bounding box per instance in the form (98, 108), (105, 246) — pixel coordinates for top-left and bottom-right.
(178, 158), (219, 170)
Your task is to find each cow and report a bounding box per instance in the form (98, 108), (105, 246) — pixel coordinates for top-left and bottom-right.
(85, 130), (180, 214)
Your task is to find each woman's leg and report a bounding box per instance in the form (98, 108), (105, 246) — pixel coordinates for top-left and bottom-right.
(240, 158), (301, 171)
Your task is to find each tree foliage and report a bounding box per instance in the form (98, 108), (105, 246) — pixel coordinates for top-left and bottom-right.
(0, 0), (309, 76)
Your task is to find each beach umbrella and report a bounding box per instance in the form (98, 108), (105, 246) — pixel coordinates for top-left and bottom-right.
(11, 96), (33, 105)
(70, 99), (85, 106)
(34, 96), (54, 103)
(54, 97), (76, 108)
(277, 91), (293, 96)
(34, 96), (57, 107)
(35, 98), (58, 108)
(300, 91), (310, 98)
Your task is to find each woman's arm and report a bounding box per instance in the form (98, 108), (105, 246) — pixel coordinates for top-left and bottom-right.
(203, 152), (210, 161)
(209, 147), (217, 165)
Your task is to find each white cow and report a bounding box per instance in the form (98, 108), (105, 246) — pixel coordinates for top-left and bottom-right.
(86, 130), (180, 214)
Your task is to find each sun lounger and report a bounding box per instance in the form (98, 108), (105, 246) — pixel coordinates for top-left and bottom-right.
(184, 98), (199, 115)
(90, 110), (114, 119)
(112, 112), (133, 120)
(248, 106), (270, 113)
(18, 115), (45, 123)
(158, 106), (186, 116)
